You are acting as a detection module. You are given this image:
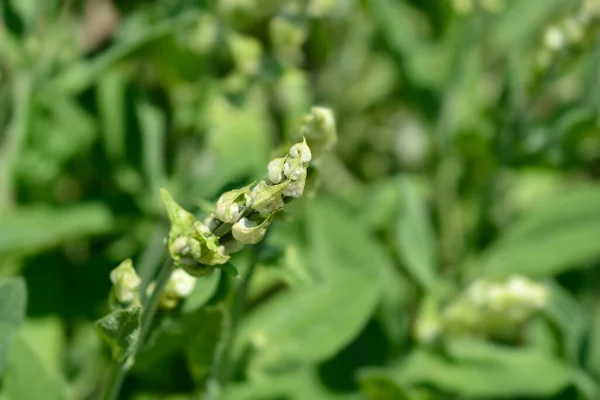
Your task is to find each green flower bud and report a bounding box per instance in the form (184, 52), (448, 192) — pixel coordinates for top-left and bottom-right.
(232, 214), (274, 244)
(299, 107), (336, 160)
(161, 188), (231, 276)
(110, 259), (141, 304)
(250, 181), (288, 216)
(267, 157), (286, 184)
(215, 184), (252, 223)
(160, 188), (195, 234)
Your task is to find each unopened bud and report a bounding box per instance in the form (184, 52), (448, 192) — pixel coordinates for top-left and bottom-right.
(215, 185), (252, 223)
(267, 157), (286, 184)
(232, 214), (274, 244)
(110, 259), (141, 304)
(250, 181), (287, 216)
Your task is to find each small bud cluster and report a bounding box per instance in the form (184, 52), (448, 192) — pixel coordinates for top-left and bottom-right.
(161, 137), (314, 279)
(110, 259), (141, 305)
(161, 189), (230, 277)
(536, 2), (600, 69)
(298, 107), (337, 162)
(442, 275), (548, 336)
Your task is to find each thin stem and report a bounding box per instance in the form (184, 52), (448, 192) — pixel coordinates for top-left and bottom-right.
(221, 247), (260, 386)
(100, 259), (174, 400)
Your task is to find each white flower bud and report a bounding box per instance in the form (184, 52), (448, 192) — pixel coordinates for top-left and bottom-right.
(282, 168), (307, 198)
(110, 259), (141, 304)
(289, 138), (312, 163)
(215, 186), (251, 223)
(232, 215), (273, 244)
(250, 181), (287, 216)
(165, 269), (196, 298)
(267, 157), (286, 184)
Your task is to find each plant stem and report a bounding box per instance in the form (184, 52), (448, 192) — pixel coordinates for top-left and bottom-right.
(100, 259), (174, 400)
(221, 247), (260, 385)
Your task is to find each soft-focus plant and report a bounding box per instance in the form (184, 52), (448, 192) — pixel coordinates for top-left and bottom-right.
(2, 1), (600, 400)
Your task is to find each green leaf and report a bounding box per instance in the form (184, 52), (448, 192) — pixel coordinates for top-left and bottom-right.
(182, 273), (220, 313)
(185, 306), (226, 382)
(134, 306), (225, 384)
(0, 277), (26, 374)
(357, 368), (409, 400)
(491, 0), (570, 52)
(4, 334), (68, 400)
(97, 67), (127, 163)
(96, 306), (141, 362)
(237, 271), (380, 368)
(19, 317), (65, 373)
(192, 87), (272, 198)
(395, 177), (438, 289)
(136, 98), (167, 212)
(0, 204), (114, 258)
(398, 340), (571, 397)
(481, 185), (600, 277)
(542, 281), (588, 363)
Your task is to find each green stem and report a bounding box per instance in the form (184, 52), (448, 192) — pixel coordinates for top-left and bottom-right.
(222, 248), (260, 385)
(100, 259), (174, 400)
(205, 248), (259, 399)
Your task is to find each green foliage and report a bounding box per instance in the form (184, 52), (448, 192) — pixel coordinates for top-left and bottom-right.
(3, 0), (600, 399)
(0, 278), (26, 374)
(96, 306), (141, 362)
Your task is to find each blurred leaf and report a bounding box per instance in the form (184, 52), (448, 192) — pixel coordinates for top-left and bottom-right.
(4, 333), (68, 400)
(397, 340), (571, 397)
(50, 11), (200, 94)
(193, 87), (272, 198)
(481, 185), (600, 277)
(182, 273), (220, 313)
(586, 307), (600, 381)
(542, 281), (588, 363)
(308, 200), (391, 280)
(0, 277), (26, 374)
(136, 98), (167, 213)
(97, 67), (127, 163)
(0, 204), (114, 258)
(396, 177), (438, 289)
(185, 306), (225, 382)
(492, 0), (569, 51)
(238, 271), (380, 369)
(357, 368), (409, 400)
(227, 366), (359, 400)
(0, 74), (32, 209)
(96, 306), (141, 362)
(308, 199), (411, 348)
(19, 317), (64, 372)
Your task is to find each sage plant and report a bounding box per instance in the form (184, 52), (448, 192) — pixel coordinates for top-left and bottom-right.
(95, 107), (335, 400)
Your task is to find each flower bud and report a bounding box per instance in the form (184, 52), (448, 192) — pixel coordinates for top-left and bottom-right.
(232, 214), (274, 244)
(267, 157), (286, 184)
(215, 184), (252, 223)
(160, 188), (195, 234)
(299, 107), (336, 160)
(163, 269), (196, 300)
(289, 138), (312, 163)
(250, 181), (287, 216)
(283, 167), (307, 198)
(110, 259), (141, 304)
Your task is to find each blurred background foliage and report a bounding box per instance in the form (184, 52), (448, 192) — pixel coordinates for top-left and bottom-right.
(2, 0), (600, 399)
